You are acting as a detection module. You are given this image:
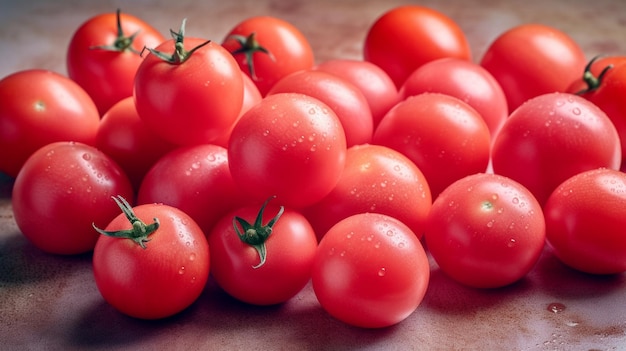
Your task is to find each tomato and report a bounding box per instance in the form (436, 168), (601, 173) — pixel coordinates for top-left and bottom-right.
(544, 168), (626, 275)
(0, 69), (100, 178)
(137, 144), (248, 235)
(134, 20), (244, 146)
(363, 5), (471, 88)
(399, 58), (508, 138)
(222, 15), (315, 96)
(208, 198), (317, 305)
(93, 196), (209, 319)
(67, 9), (165, 115)
(228, 93), (347, 208)
(12, 142), (134, 255)
(312, 213), (430, 328)
(96, 97), (177, 191)
(267, 69), (373, 147)
(480, 24), (587, 112)
(373, 93), (491, 199)
(492, 92), (621, 205)
(303, 144), (432, 241)
(424, 173), (546, 288)
(313, 59), (400, 128)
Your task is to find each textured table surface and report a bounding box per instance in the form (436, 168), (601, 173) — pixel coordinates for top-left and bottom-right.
(2, 1), (626, 350)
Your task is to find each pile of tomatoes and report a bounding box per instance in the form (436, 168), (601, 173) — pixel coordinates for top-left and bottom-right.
(1, 5), (626, 328)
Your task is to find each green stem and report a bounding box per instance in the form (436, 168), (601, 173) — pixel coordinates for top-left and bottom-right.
(226, 32), (275, 80)
(142, 18), (211, 64)
(576, 55), (614, 95)
(90, 9), (141, 54)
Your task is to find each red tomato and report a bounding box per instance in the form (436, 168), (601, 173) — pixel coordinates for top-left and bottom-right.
(93, 197), (209, 319)
(424, 173), (546, 288)
(0, 69), (100, 178)
(208, 198), (317, 305)
(363, 5), (471, 88)
(492, 92), (621, 205)
(267, 69), (373, 147)
(313, 59), (400, 128)
(480, 24), (587, 112)
(67, 9), (165, 115)
(544, 168), (626, 275)
(228, 93), (347, 208)
(373, 93), (491, 199)
(399, 58), (508, 138)
(303, 144), (432, 241)
(12, 142), (134, 255)
(222, 15), (315, 96)
(96, 97), (177, 191)
(134, 20), (244, 146)
(137, 144), (248, 235)
(312, 213), (430, 328)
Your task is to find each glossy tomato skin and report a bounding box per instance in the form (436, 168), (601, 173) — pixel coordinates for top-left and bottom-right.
(228, 93), (347, 208)
(0, 69), (100, 178)
(544, 168), (626, 275)
(373, 93), (491, 199)
(312, 213), (430, 328)
(424, 173), (546, 288)
(222, 16), (315, 96)
(364, 5), (471, 88)
(480, 24), (586, 112)
(67, 11), (165, 115)
(93, 203), (209, 319)
(208, 203), (317, 305)
(12, 142), (134, 255)
(267, 69), (373, 147)
(492, 92), (621, 206)
(400, 58), (508, 138)
(302, 144), (432, 241)
(134, 38), (244, 146)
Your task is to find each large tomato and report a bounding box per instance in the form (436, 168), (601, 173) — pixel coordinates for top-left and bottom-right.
(363, 5), (471, 88)
(0, 69), (100, 178)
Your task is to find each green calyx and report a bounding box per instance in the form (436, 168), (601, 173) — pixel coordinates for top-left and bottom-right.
(233, 196), (284, 269)
(576, 55), (614, 95)
(142, 18), (210, 64)
(227, 32), (275, 80)
(90, 9), (141, 54)
(92, 195), (159, 249)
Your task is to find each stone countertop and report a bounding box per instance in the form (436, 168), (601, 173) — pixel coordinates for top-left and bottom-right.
(2, 0), (626, 350)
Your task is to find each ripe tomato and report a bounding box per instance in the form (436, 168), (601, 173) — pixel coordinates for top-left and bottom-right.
(302, 144), (432, 241)
(208, 198), (317, 305)
(492, 92), (621, 205)
(93, 196), (209, 319)
(222, 15), (315, 96)
(134, 20), (243, 146)
(312, 213), (430, 328)
(373, 93), (491, 199)
(544, 168), (626, 275)
(12, 142), (134, 255)
(137, 144), (248, 235)
(0, 69), (100, 178)
(363, 5), (471, 88)
(399, 58), (508, 138)
(424, 173), (546, 288)
(480, 24), (587, 112)
(67, 9), (165, 115)
(267, 69), (373, 146)
(228, 93), (347, 208)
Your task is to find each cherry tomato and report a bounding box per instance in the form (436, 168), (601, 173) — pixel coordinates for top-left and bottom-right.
(228, 93), (347, 209)
(67, 9), (165, 115)
(424, 173), (546, 288)
(208, 198), (317, 305)
(222, 15), (315, 96)
(0, 69), (100, 178)
(363, 5), (471, 88)
(312, 213), (430, 328)
(544, 168), (626, 275)
(12, 142), (134, 255)
(93, 196), (209, 319)
(492, 92), (621, 205)
(480, 24), (587, 112)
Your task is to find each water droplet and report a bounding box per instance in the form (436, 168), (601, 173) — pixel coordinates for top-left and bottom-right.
(378, 268), (386, 277)
(189, 253), (196, 261)
(178, 267), (186, 275)
(82, 153), (91, 161)
(191, 162), (200, 169)
(262, 129), (270, 136)
(572, 107), (581, 115)
(339, 250), (346, 257)
(507, 238), (516, 247)
(346, 232), (353, 239)
(512, 197), (520, 204)
(398, 242), (405, 248)
(310, 145), (317, 152)
(491, 194), (498, 201)
(547, 302), (566, 313)
(374, 242), (381, 249)
(486, 219), (495, 228)
(386, 230), (394, 237)
(308, 108), (316, 115)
